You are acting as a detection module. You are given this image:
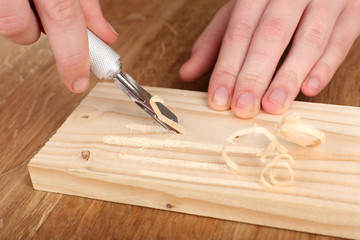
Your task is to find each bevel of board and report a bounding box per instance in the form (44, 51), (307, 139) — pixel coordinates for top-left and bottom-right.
(28, 82), (360, 239)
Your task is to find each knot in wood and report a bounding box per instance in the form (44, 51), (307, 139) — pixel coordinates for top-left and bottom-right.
(81, 150), (90, 161)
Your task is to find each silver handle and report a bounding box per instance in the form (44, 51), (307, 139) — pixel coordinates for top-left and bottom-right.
(87, 29), (121, 79)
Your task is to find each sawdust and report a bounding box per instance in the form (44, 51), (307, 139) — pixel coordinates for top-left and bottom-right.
(103, 110), (325, 189)
(126, 123), (168, 134)
(103, 136), (262, 155)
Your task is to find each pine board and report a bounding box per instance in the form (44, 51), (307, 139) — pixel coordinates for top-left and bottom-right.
(28, 82), (360, 239)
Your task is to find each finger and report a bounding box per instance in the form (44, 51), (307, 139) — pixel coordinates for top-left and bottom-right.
(208, 0), (269, 111)
(0, 0), (40, 44)
(231, 0), (308, 118)
(179, 0), (234, 82)
(79, 0), (118, 45)
(34, 0), (89, 93)
(262, 0), (346, 114)
(301, 1), (360, 97)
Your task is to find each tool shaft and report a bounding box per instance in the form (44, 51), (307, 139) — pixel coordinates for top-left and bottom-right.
(87, 29), (179, 133)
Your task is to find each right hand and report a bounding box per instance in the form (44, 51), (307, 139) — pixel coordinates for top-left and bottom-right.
(0, 0), (118, 93)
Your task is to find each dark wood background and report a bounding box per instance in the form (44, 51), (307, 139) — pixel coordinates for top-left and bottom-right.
(0, 0), (359, 239)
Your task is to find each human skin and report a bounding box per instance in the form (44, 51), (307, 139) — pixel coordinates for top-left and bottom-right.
(0, 0), (118, 93)
(179, 0), (360, 118)
(1, 0), (359, 119)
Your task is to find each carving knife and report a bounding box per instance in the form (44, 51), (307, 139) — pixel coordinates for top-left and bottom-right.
(27, 2), (180, 133)
(87, 30), (180, 133)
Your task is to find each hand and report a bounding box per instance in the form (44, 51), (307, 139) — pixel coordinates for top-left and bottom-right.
(0, 0), (118, 93)
(180, 0), (360, 118)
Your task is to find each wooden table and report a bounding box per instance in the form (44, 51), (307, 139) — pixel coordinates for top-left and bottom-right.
(1, 0), (359, 239)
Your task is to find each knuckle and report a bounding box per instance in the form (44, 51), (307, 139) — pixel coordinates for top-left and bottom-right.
(196, 34), (218, 48)
(259, 16), (287, 42)
(213, 68), (238, 87)
(215, 59), (240, 82)
(332, 34), (352, 55)
(252, 50), (270, 64)
(299, 26), (327, 49)
(58, 51), (88, 71)
(239, 71), (265, 89)
(318, 61), (332, 80)
(218, 68), (238, 82)
(224, 20), (252, 44)
(0, 14), (28, 37)
(277, 70), (300, 89)
(42, 0), (78, 23)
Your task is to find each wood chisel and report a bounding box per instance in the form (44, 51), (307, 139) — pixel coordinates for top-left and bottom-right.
(87, 30), (180, 133)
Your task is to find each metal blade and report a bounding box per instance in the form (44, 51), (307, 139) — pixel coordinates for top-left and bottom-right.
(155, 102), (178, 123)
(112, 72), (180, 133)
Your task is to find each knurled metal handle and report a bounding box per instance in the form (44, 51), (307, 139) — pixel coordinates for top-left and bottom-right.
(87, 29), (121, 79)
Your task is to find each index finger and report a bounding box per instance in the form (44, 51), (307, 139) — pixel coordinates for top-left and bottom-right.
(34, 0), (89, 93)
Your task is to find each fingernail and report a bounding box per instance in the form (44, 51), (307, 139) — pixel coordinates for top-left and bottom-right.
(72, 77), (89, 92)
(307, 77), (320, 90)
(236, 92), (254, 110)
(268, 88), (287, 107)
(212, 87), (230, 107)
(107, 21), (118, 36)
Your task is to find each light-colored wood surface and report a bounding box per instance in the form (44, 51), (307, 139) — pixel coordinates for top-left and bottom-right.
(1, 0), (360, 239)
(28, 83), (360, 239)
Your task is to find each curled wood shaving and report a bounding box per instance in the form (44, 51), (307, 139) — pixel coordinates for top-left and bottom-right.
(149, 96), (185, 134)
(222, 126), (288, 170)
(277, 113), (326, 147)
(222, 113), (326, 188)
(260, 154), (294, 189)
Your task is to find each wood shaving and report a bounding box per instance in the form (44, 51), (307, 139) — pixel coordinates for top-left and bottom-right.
(149, 96), (185, 134)
(222, 126), (288, 170)
(105, 107), (326, 189)
(260, 154), (294, 189)
(277, 113), (326, 147)
(222, 113), (326, 188)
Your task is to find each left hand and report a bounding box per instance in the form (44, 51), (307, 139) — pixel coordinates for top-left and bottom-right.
(179, 0), (360, 118)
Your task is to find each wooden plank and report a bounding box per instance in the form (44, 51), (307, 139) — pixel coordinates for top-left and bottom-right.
(28, 82), (360, 239)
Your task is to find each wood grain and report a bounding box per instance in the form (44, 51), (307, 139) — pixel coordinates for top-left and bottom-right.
(28, 83), (360, 239)
(0, 0), (359, 239)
